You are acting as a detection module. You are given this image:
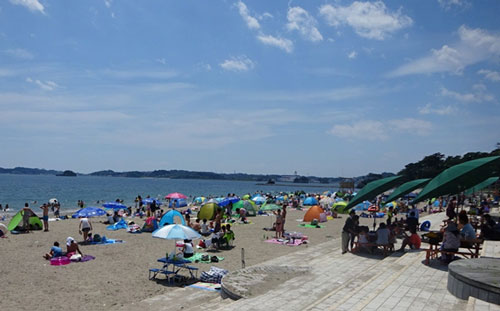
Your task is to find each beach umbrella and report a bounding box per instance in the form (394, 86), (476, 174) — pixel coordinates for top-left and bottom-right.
(242, 194), (251, 200)
(72, 207), (106, 218)
(413, 156), (500, 204)
(464, 177), (499, 195)
(303, 197), (319, 206)
(218, 196), (240, 207)
(48, 198), (58, 204)
(345, 175), (404, 210)
(103, 202), (127, 210)
(0, 223), (8, 235)
(193, 197), (206, 204)
(384, 178), (431, 203)
(165, 192), (187, 199)
(152, 224), (201, 240)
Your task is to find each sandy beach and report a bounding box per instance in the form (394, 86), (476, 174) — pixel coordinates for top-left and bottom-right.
(0, 208), (379, 311)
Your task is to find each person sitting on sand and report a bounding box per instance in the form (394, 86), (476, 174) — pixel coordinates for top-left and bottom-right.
(66, 237), (82, 256)
(222, 224), (235, 249)
(235, 208), (247, 223)
(192, 218), (201, 232)
(376, 223), (390, 246)
(397, 227), (421, 252)
(183, 239), (194, 258)
(200, 218), (211, 236)
(44, 241), (63, 260)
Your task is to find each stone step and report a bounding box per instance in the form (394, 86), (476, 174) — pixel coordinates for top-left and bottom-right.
(214, 240), (406, 311)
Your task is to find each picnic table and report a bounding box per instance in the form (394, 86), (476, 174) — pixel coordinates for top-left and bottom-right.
(149, 257), (198, 282)
(424, 238), (483, 265)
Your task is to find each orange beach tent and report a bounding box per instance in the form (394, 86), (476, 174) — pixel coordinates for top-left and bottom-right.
(303, 205), (326, 222)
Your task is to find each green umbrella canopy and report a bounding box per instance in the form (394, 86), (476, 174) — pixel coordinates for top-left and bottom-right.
(384, 178), (431, 203)
(413, 156), (500, 204)
(345, 175), (404, 210)
(464, 177), (499, 195)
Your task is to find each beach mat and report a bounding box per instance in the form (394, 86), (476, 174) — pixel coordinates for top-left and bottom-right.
(265, 238), (306, 246)
(186, 253), (224, 263)
(299, 224), (324, 228)
(89, 239), (124, 245)
(188, 282), (221, 292)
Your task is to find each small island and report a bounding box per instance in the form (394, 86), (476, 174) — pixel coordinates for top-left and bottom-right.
(56, 170), (77, 177)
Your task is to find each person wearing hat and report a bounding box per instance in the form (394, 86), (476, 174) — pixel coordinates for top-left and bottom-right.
(66, 237), (82, 257)
(342, 210), (357, 254)
(441, 222), (460, 263)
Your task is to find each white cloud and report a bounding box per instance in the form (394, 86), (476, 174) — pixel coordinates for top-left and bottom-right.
(319, 1), (412, 40)
(156, 58), (167, 65)
(477, 69), (500, 82)
(256, 34), (293, 53)
(104, 0), (112, 8)
(235, 1), (260, 30)
(220, 56), (255, 72)
(4, 48), (34, 60)
(9, 0), (44, 13)
(286, 7), (323, 42)
(26, 77), (59, 91)
(348, 51), (357, 59)
(389, 25), (500, 77)
(438, 0), (470, 10)
(440, 86), (494, 103)
(328, 118), (431, 141)
(418, 103), (455, 115)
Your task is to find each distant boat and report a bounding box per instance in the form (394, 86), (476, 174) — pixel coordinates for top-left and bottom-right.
(266, 179), (275, 185)
(56, 170), (77, 177)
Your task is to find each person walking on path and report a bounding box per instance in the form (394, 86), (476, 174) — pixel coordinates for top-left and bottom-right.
(40, 203), (49, 232)
(342, 210), (357, 254)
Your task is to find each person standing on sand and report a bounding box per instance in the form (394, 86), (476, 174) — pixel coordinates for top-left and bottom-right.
(22, 203), (33, 232)
(342, 210), (356, 254)
(79, 216), (92, 242)
(281, 201), (287, 236)
(40, 203), (49, 232)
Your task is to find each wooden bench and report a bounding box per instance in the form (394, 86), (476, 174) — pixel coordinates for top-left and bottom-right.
(425, 238), (484, 265)
(149, 268), (174, 281)
(352, 242), (394, 256)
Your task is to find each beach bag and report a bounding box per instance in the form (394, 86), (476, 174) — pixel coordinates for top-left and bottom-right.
(70, 254), (82, 261)
(311, 219), (318, 226)
(202, 254), (210, 261)
(200, 266), (228, 283)
(211, 256), (219, 263)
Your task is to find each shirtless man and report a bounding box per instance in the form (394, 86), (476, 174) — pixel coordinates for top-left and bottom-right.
(40, 203), (49, 232)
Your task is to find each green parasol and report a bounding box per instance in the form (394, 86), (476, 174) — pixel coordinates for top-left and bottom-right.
(464, 177), (499, 195)
(413, 156), (500, 204)
(345, 175), (404, 210)
(260, 203), (281, 211)
(384, 178), (430, 203)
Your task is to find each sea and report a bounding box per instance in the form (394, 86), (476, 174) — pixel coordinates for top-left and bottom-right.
(0, 174), (338, 215)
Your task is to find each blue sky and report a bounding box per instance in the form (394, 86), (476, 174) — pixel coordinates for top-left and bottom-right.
(1, 0), (499, 177)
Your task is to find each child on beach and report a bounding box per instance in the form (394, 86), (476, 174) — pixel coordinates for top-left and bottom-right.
(43, 241), (63, 259)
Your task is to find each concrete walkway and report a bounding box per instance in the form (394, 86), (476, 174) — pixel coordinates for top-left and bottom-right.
(124, 212), (500, 311)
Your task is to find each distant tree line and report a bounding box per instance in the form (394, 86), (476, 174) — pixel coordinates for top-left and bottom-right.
(397, 144), (500, 181)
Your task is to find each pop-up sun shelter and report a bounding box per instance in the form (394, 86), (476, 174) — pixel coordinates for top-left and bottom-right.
(303, 205), (326, 222)
(159, 209), (186, 227)
(197, 202), (221, 220)
(232, 199), (257, 216)
(7, 210), (43, 231)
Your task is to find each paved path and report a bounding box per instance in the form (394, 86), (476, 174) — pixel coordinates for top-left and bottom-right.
(124, 212), (500, 311)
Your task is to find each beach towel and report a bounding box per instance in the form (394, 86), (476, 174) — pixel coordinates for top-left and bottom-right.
(107, 219), (128, 231)
(188, 282), (221, 292)
(186, 253), (224, 263)
(299, 224), (324, 228)
(89, 239), (124, 245)
(265, 238), (306, 246)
